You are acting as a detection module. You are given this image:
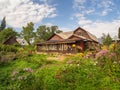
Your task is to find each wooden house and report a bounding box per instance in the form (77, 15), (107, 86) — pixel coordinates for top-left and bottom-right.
(36, 27), (100, 54)
(3, 36), (19, 45)
(3, 36), (29, 46)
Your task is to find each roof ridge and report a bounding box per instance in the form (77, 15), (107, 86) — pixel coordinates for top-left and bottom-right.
(58, 31), (73, 34)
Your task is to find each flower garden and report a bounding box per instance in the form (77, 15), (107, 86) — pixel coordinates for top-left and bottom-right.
(0, 44), (120, 90)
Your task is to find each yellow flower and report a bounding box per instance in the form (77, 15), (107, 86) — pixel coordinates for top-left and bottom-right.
(109, 43), (115, 51)
(101, 45), (108, 50)
(76, 53), (84, 57)
(72, 44), (76, 47)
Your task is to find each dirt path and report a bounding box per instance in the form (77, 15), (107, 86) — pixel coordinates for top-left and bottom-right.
(47, 55), (66, 61)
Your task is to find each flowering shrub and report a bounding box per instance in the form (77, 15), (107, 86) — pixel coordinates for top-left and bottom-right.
(96, 50), (109, 58)
(0, 49), (120, 90)
(10, 68), (34, 89)
(109, 43), (115, 51)
(94, 44), (120, 89)
(101, 45), (108, 50)
(23, 68), (33, 73)
(55, 59), (102, 90)
(75, 53), (84, 57)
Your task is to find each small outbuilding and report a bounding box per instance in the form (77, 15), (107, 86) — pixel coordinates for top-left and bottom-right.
(3, 36), (18, 45)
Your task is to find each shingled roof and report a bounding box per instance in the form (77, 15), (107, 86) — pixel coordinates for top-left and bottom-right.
(86, 31), (98, 42)
(3, 36), (18, 45)
(56, 31), (74, 39)
(51, 27), (98, 42)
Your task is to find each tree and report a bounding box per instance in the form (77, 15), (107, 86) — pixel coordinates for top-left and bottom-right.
(101, 33), (112, 46)
(21, 22), (35, 45)
(0, 16), (6, 31)
(118, 27), (120, 39)
(35, 25), (62, 42)
(0, 28), (17, 43)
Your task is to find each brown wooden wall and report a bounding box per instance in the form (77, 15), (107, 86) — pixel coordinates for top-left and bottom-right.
(69, 35), (81, 40)
(74, 28), (90, 39)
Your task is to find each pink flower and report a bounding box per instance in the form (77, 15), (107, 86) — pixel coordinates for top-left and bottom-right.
(23, 68), (33, 73)
(109, 53), (116, 58)
(96, 50), (109, 57)
(18, 76), (23, 80)
(12, 71), (19, 76)
(11, 78), (15, 80)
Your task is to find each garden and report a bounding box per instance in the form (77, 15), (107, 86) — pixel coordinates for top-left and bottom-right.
(0, 43), (120, 90)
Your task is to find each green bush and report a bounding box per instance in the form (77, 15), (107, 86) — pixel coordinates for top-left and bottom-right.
(0, 45), (18, 53)
(55, 59), (101, 90)
(0, 51), (120, 90)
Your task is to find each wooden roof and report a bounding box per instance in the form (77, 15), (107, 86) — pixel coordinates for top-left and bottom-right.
(56, 31), (74, 39)
(47, 27), (98, 42)
(74, 27), (98, 42)
(86, 31), (98, 42)
(3, 36), (18, 45)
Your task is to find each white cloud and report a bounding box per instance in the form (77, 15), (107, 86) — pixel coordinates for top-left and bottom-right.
(72, 0), (120, 38)
(74, 13), (84, 19)
(0, 0), (56, 28)
(73, 13), (92, 26)
(73, 0), (86, 8)
(78, 19), (92, 26)
(44, 23), (53, 27)
(60, 19), (120, 39)
(59, 27), (71, 32)
(86, 9), (95, 14)
(98, 0), (114, 16)
(73, 0), (114, 16)
(83, 20), (120, 38)
(74, 0), (86, 3)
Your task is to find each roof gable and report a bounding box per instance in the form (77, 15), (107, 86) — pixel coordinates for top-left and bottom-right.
(47, 27), (98, 42)
(86, 31), (98, 42)
(3, 36), (18, 45)
(74, 27), (98, 42)
(68, 34), (86, 40)
(47, 33), (63, 41)
(56, 31), (73, 39)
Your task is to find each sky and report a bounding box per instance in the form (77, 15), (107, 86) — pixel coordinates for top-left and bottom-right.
(0, 0), (120, 38)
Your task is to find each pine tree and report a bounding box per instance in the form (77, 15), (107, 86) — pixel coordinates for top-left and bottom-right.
(0, 16), (6, 31)
(101, 33), (112, 46)
(118, 27), (120, 39)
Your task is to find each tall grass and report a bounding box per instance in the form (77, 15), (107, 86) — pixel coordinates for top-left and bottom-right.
(0, 44), (120, 90)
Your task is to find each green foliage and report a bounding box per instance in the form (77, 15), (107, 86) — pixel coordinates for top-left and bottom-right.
(35, 25), (62, 42)
(0, 49), (120, 90)
(21, 22), (35, 45)
(0, 54), (51, 89)
(101, 33), (112, 46)
(0, 45), (18, 53)
(23, 45), (35, 52)
(0, 28), (17, 43)
(0, 16), (6, 31)
(0, 45), (18, 62)
(114, 44), (120, 60)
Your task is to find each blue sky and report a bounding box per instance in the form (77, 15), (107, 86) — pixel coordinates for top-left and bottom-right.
(0, 0), (120, 38)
